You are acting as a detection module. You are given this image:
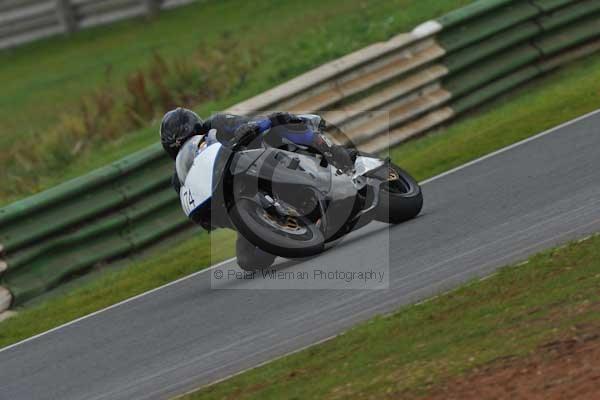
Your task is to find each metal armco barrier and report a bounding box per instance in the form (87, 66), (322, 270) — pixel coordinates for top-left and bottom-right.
(1, 0), (599, 311)
(0, 0), (198, 50)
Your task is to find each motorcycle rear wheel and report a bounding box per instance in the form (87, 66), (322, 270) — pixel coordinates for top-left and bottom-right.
(375, 164), (423, 224)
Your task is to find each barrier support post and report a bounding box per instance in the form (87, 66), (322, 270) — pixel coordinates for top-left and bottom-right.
(145, 0), (161, 17)
(55, 0), (77, 34)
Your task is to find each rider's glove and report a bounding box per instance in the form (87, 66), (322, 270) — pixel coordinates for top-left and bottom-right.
(314, 135), (356, 174)
(229, 122), (262, 150)
(268, 111), (303, 127)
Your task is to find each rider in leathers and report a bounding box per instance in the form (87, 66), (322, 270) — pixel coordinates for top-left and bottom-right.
(160, 108), (356, 270)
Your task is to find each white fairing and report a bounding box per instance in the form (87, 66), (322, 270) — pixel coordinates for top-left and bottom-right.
(179, 142), (222, 217)
(352, 156), (385, 180)
(176, 135), (203, 184)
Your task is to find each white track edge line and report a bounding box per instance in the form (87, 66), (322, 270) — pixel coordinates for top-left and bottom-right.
(1, 108), (599, 354)
(420, 108), (600, 185)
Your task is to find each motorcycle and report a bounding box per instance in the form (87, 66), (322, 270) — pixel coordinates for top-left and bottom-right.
(179, 115), (423, 266)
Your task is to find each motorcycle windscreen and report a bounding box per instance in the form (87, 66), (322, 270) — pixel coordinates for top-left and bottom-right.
(179, 142), (223, 217)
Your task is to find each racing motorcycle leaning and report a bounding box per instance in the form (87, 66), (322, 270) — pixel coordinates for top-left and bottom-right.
(179, 115), (423, 269)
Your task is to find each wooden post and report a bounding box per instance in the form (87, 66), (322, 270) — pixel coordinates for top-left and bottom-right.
(145, 0), (161, 17)
(55, 0), (77, 34)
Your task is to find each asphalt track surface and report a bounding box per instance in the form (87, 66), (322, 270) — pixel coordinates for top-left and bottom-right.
(1, 110), (600, 400)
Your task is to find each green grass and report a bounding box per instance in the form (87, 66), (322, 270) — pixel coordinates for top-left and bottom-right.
(1, 49), (599, 350)
(0, 0), (472, 205)
(181, 235), (600, 400)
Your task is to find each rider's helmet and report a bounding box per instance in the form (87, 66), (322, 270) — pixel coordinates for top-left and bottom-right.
(160, 107), (204, 159)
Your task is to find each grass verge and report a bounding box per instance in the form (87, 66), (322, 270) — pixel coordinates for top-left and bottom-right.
(1, 46), (600, 351)
(180, 235), (600, 399)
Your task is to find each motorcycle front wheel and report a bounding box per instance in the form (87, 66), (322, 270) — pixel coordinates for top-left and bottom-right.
(228, 198), (325, 258)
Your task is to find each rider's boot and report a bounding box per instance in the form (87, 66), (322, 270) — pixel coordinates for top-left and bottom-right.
(236, 233), (276, 271)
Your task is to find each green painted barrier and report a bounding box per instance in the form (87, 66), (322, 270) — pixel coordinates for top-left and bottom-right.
(0, 165), (123, 253)
(2, 186), (188, 304)
(534, 13), (600, 55)
(436, 0), (515, 28)
(437, 2), (540, 52)
(445, 43), (540, 97)
(441, 0), (599, 109)
(0, 139), (191, 305)
(537, 0), (600, 31)
(443, 21), (541, 72)
(451, 66), (541, 114)
(0, 144), (170, 256)
(532, 0), (580, 12)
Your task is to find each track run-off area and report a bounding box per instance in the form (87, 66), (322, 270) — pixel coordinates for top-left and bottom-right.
(1, 110), (599, 400)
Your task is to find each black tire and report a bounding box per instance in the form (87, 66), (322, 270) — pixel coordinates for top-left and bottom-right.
(228, 198), (325, 258)
(375, 164), (423, 224)
(235, 234), (277, 271)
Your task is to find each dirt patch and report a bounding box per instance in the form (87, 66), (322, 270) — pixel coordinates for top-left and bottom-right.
(417, 326), (600, 400)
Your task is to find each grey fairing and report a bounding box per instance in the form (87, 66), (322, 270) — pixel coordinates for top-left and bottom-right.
(233, 148), (332, 194)
(230, 147), (360, 239)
